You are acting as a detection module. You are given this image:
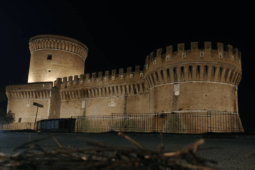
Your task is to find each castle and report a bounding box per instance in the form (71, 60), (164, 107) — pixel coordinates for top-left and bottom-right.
(5, 34), (244, 132)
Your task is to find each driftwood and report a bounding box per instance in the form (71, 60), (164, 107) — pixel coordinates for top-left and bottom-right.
(0, 132), (219, 170)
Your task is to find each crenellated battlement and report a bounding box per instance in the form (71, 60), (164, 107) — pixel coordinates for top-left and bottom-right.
(52, 65), (148, 98)
(53, 42), (242, 91)
(145, 42), (241, 73)
(54, 65), (146, 89)
(29, 34), (88, 60)
(6, 82), (53, 99)
(142, 42), (242, 89)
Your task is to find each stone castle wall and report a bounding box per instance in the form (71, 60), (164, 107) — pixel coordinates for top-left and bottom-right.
(52, 41), (241, 115)
(6, 82), (53, 123)
(5, 35), (244, 132)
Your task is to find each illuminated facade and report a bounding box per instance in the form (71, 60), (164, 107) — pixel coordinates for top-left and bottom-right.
(5, 35), (244, 132)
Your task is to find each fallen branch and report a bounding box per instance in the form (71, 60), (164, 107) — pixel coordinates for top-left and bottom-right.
(0, 133), (219, 170)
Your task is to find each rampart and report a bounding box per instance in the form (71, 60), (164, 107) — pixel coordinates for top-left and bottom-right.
(144, 42), (241, 88)
(53, 65), (148, 99)
(6, 82), (53, 99)
(145, 42), (241, 71)
(53, 42), (242, 100)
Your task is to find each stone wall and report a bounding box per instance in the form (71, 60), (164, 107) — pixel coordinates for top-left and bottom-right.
(6, 83), (53, 123)
(4, 36), (244, 133)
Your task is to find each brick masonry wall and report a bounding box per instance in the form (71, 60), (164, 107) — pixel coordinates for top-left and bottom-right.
(4, 36), (244, 132)
(28, 50), (85, 83)
(149, 82), (237, 113)
(6, 83), (53, 124)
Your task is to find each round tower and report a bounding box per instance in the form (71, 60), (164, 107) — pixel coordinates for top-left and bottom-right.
(144, 42), (242, 113)
(28, 35), (88, 83)
(144, 42), (243, 132)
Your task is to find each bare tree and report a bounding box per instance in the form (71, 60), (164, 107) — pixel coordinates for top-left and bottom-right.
(3, 110), (15, 125)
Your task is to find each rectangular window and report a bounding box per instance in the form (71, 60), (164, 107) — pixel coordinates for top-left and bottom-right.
(47, 54), (52, 60)
(18, 118), (22, 123)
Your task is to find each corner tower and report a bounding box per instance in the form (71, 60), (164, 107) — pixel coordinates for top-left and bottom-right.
(144, 42), (242, 114)
(142, 42), (243, 132)
(28, 35), (88, 83)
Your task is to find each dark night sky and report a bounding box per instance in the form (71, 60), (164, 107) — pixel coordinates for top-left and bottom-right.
(0, 1), (254, 129)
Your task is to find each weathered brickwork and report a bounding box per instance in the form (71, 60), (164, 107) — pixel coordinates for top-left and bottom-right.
(5, 35), (244, 132)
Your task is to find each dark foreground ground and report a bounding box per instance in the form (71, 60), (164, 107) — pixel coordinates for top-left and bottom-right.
(0, 131), (254, 170)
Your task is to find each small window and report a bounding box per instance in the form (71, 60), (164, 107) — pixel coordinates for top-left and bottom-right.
(18, 118), (22, 123)
(47, 54), (52, 60)
(48, 70), (51, 72)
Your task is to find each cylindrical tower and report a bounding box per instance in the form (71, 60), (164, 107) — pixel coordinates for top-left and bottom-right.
(144, 42), (242, 113)
(28, 35), (88, 83)
(144, 42), (243, 132)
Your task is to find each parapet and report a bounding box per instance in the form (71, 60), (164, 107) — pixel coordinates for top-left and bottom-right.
(53, 65), (146, 88)
(145, 42), (241, 72)
(52, 41), (242, 89)
(6, 82), (53, 91)
(29, 34), (88, 60)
